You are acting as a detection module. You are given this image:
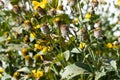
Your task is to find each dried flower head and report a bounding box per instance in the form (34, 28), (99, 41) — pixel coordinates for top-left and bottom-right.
(13, 5), (21, 14)
(92, 0), (98, 8)
(36, 6), (46, 16)
(24, 20), (32, 31)
(94, 27), (102, 38)
(49, 8), (56, 16)
(40, 23), (50, 34)
(78, 28), (89, 41)
(60, 24), (69, 38)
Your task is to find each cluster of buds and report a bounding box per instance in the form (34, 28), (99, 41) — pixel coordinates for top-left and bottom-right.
(78, 28), (89, 41)
(12, 5), (21, 14)
(40, 23), (50, 34)
(60, 24), (69, 38)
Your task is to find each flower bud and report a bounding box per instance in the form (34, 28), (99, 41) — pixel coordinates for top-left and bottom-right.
(40, 23), (50, 34)
(60, 24), (69, 38)
(94, 27), (102, 38)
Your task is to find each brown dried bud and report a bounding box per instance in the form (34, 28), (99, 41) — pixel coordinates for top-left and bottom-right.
(40, 23), (50, 34)
(13, 5), (21, 14)
(36, 6), (46, 16)
(49, 8), (56, 16)
(92, 0), (98, 8)
(60, 24), (69, 38)
(94, 27), (102, 38)
(78, 28), (89, 41)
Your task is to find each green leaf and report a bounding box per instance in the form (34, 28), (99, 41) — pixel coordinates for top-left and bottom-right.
(50, 0), (58, 8)
(63, 50), (70, 61)
(60, 62), (92, 79)
(71, 48), (81, 53)
(6, 43), (28, 51)
(0, 36), (6, 42)
(50, 53), (64, 66)
(56, 14), (71, 24)
(110, 60), (117, 71)
(17, 67), (31, 73)
(95, 71), (106, 80)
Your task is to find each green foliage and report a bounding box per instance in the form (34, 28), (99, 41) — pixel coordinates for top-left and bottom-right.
(0, 0), (120, 80)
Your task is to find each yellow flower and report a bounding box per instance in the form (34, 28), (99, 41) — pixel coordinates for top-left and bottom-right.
(21, 48), (28, 57)
(95, 50), (99, 55)
(47, 46), (51, 51)
(117, 0), (120, 6)
(36, 39), (47, 44)
(30, 32), (36, 39)
(73, 18), (79, 24)
(106, 43), (113, 48)
(85, 13), (91, 19)
(42, 46), (47, 53)
(34, 44), (42, 50)
(13, 71), (20, 79)
(0, 68), (4, 73)
(40, 55), (44, 61)
(7, 36), (11, 41)
(32, 70), (43, 79)
(57, 5), (63, 10)
(0, 74), (2, 78)
(32, 0), (47, 10)
(34, 25), (40, 29)
(34, 54), (44, 61)
(25, 55), (31, 61)
(79, 42), (86, 49)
